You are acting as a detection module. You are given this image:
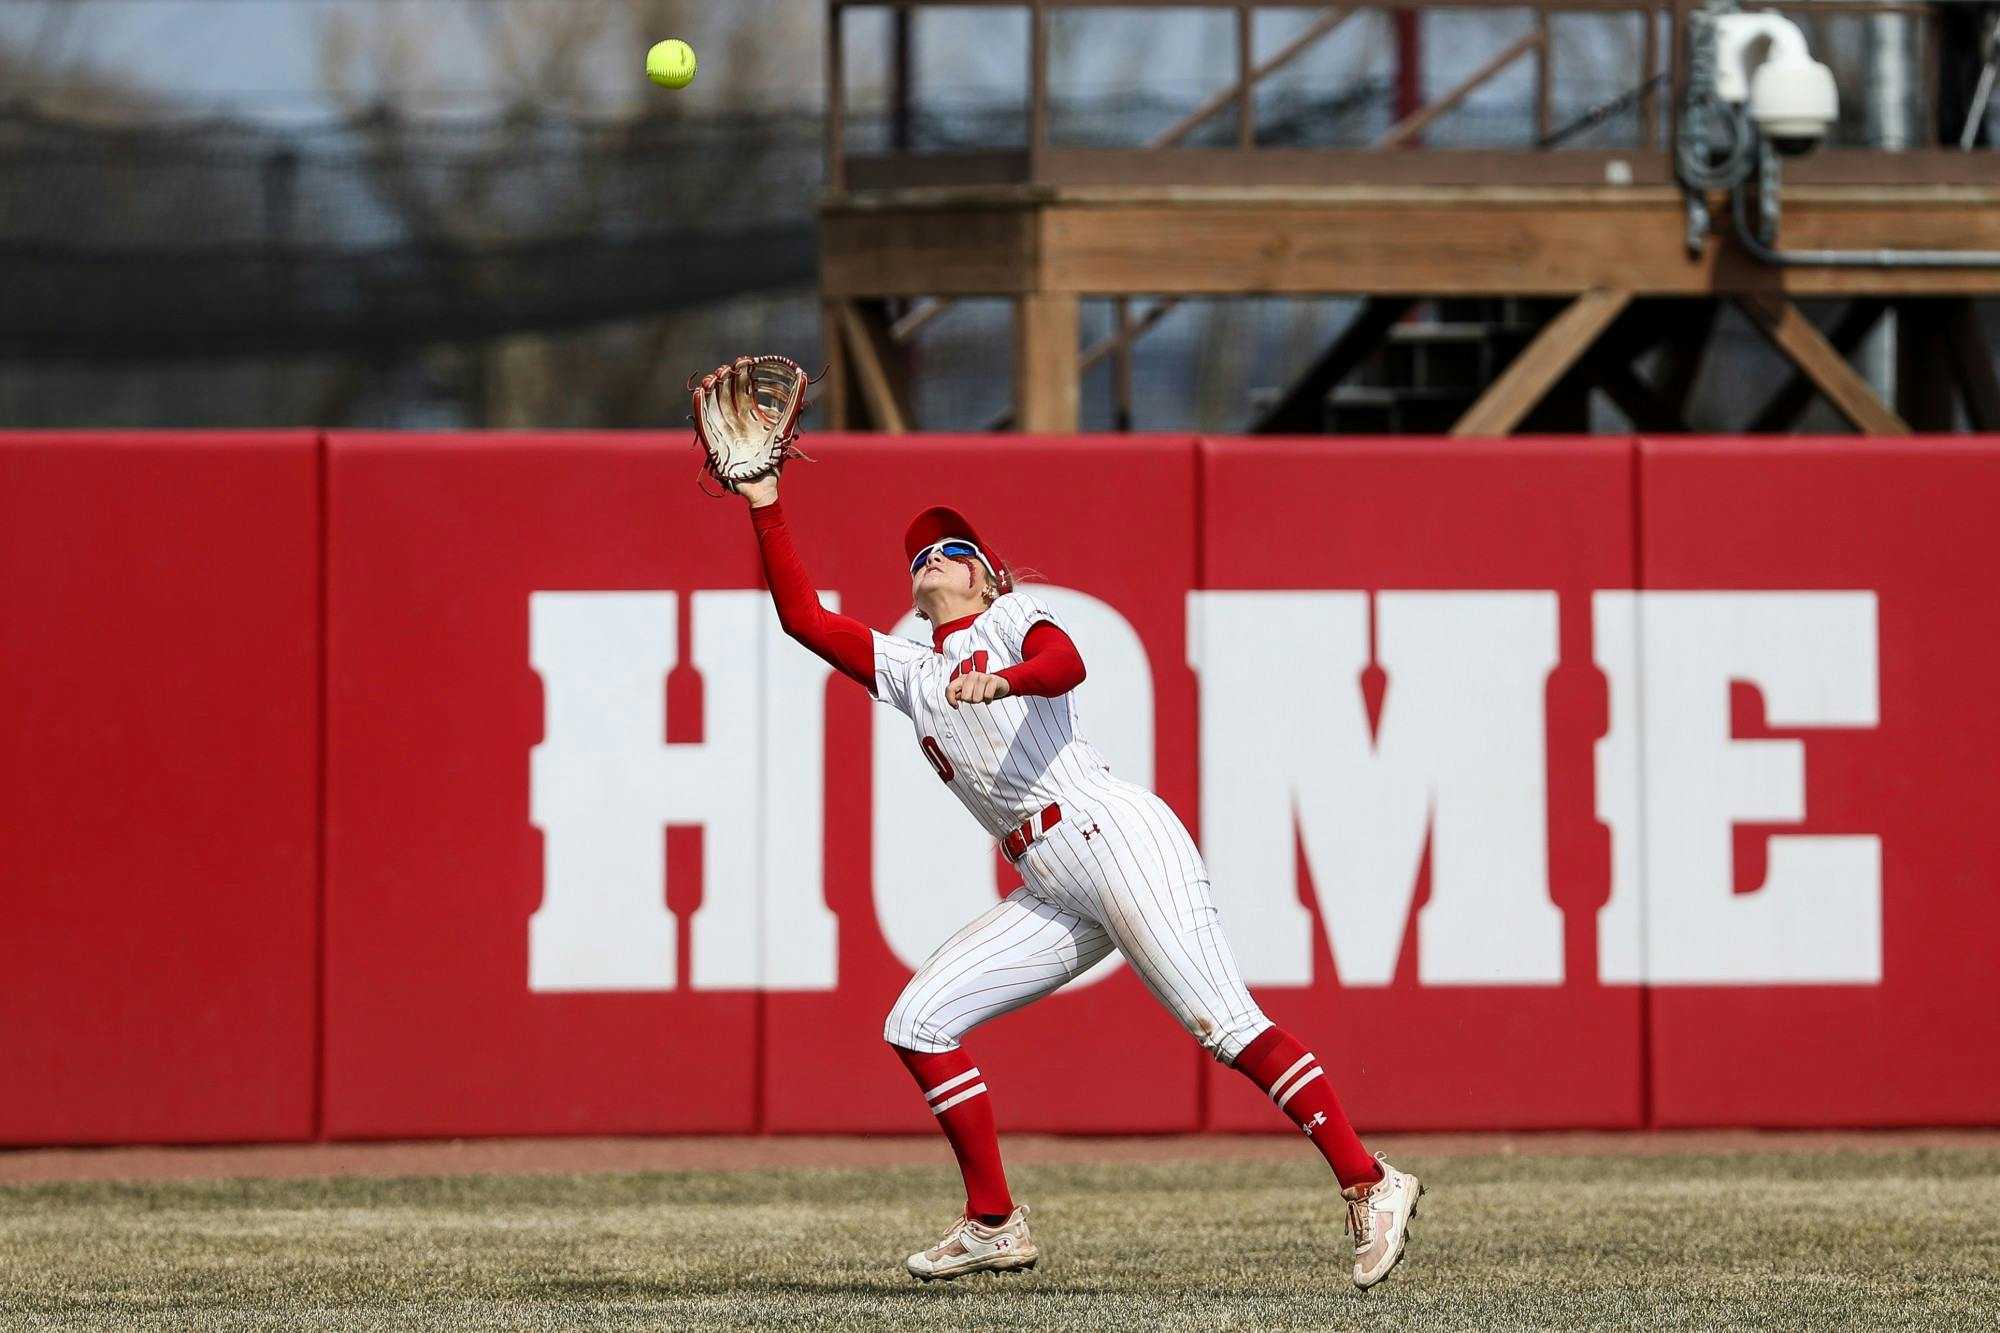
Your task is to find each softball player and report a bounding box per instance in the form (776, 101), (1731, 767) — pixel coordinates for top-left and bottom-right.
(736, 471), (1422, 1288)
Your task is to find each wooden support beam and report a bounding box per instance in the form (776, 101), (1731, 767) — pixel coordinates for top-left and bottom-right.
(825, 1), (845, 192)
(1453, 289), (1633, 437)
(1376, 30), (1543, 151)
(1014, 293), (1081, 433)
(891, 298), (951, 343)
(861, 300), (915, 415)
(1747, 299), (1888, 433)
(1535, 7), (1553, 144)
(1028, 0), (1048, 172)
(1113, 298), (1136, 432)
(1236, 3), (1255, 148)
(833, 300), (912, 433)
(819, 301), (851, 430)
(890, 8), (913, 152)
(1251, 297), (1415, 434)
(1079, 298), (1177, 373)
(826, 189), (2000, 301)
(1735, 293), (1911, 435)
(1945, 299), (2000, 431)
(1639, 6), (1659, 149)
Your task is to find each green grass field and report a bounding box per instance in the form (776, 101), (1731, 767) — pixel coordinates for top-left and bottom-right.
(3, 1146), (1997, 1331)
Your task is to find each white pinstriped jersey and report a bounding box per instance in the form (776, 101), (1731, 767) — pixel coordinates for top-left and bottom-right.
(873, 593), (1273, 1068)
(872, 592), (1111, 840)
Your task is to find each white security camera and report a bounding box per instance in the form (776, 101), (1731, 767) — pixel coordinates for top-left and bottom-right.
(1711, 12), (1839, 154)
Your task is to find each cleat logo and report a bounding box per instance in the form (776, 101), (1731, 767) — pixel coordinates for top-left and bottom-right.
(1302, 1110), (1327, 1136)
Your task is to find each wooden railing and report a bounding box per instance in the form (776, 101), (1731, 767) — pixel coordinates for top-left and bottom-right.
(826, 0), (1986, 192)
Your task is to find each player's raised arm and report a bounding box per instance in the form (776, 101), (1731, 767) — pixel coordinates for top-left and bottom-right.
(687, 357), (878, 692)
(735, 472), (878, 692)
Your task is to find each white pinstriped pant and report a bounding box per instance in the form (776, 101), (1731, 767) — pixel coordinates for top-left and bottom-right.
(884, 773), (1273, 1065)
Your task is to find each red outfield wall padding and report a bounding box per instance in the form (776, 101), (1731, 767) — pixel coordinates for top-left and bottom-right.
(1637, 437), (2000, 1127)
(1195, 438), (1644, 1132)
(10, 429), (1999, 1144)
(0, 433), (320, 1146)
(322, 434), (764, 1137)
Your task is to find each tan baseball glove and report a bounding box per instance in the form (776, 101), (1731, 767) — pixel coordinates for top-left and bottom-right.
(690, 354), (814, 493)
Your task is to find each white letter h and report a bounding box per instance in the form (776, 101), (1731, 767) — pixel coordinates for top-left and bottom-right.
(527, 590), (837, 992)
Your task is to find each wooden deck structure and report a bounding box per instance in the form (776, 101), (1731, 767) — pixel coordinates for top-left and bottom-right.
(817, 0), (2000, 435)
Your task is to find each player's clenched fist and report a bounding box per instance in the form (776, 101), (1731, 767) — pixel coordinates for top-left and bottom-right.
(946, 672), (1011, 709)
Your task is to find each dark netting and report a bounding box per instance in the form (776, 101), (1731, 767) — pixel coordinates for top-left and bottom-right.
(0, 83), (1690, 429)
(0, 82), (1667, 367)
(0, 104), (822, 361)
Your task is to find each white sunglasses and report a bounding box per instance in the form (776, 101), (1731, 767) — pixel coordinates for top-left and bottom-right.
(910, 538), (993, 578)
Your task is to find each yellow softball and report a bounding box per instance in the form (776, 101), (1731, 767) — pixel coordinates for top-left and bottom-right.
(646, 39), (696, 90)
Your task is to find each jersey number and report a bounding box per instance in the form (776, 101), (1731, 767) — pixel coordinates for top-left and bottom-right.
(921, 735), (955, 783)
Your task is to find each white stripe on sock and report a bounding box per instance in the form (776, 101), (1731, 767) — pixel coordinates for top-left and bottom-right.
(930, 1083), (989, 1116)
(1276, 1067), (1324, 1111)
(1268, 1053), (1316, 1102)
(923, 1068), (982, 1103)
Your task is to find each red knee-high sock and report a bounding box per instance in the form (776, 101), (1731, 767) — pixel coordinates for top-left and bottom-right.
(892, 1045), (1014, 1218)
(1233, 1026), (1383, 1191)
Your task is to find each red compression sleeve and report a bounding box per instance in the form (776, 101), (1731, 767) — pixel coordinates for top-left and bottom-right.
(995, 621), (1086, 698)
(751, 501), (876, 691)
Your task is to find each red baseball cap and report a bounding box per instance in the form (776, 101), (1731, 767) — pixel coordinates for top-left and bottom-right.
(904, 505), (1011, 593)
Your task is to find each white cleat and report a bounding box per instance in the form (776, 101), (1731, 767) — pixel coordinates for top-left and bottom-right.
(1342, 1155), (1423, 1290)
(905, 1204), (1038, 1281)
